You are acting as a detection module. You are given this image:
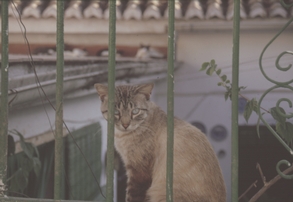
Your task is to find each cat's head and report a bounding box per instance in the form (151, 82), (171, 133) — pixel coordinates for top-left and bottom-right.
(95, 83), (154, 134)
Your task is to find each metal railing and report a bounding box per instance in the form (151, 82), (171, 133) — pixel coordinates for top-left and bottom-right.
(2, 0), (236, 201)
(1, 0), (230, 201)
(54, 0), (65, 200)
(3, 0), (286, 201)
(231, 0), (240, 201)
(257, 2), (293, 180)
(0, 0), (9, 196)
(105, 0), (116, 201)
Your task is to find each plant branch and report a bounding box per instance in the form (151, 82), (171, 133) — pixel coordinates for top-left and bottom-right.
(249, 163), (293, 202)
(238, 180), (258, 201)
(238, 94), (270, 114)
(256, 163), (267, 185)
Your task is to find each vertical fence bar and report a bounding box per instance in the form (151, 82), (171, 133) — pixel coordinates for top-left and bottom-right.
(166, 0), (175, 202)
(54, 0), (64, 200)
(231, 0), (240, 201)
(0, 0), (9, 196)
(106, 1), (116, 201)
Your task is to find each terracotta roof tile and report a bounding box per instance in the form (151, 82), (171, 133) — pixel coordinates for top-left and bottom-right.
(249, 0), (267, 18)
(7, 0), (292, 20)
(124, 0), (143, 20)
(164, 0), (182, 19)
(269, 0), (288, 18)
(83, 1), (103, 18)
(206, 0), (225, 19)
(143, 0), (163, 19)
(104, 0), (122, 19)
(23, 0), (46, 18)
(42, 0), (57, 18)
(65, 0), (83, 19)
(226, 0), (247, 20)
(185, 0), (205, 19)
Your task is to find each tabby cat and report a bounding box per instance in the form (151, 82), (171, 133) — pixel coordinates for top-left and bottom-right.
(95, 83), (226, 202)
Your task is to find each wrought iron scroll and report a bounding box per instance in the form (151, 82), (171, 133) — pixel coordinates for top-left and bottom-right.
(258, 1), (293, 180)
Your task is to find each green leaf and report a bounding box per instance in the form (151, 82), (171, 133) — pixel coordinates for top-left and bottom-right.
(206, 65), (216, 76)
(216, 69), (222, 75)
(19, 155), (34, 172)
(256, 113), (266, 138)
(17, 169), (29, 192)
(271, 107), (286, 124)
(8, 129), (42, 193)
(9, 168), (29, 192)
(238, 86), (247, 91)
(226, 80), (230, 84)
(8, 169), (22, 192)
(33, 157), (41, 177)
(10, 130), (38, 159)
(276, 122), (293, 143)
(200, 62), (210, 71)
(10, 130), (33, 159)
(217, 82), (224, 86)
(21, 142), (35, 160)
(210, 59), (215, 67)
(10, 130), (25, 141)
(243, 100), (253, 123)
(220, 75), (227, 82)
(250, 98), (258, 114)
(33, 143), (40, 158)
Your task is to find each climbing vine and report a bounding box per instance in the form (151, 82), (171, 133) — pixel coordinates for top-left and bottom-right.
(200, 60), (293, 148)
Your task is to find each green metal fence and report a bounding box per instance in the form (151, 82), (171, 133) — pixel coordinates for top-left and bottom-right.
(54, 0), (65, 200)
(231, 0), (240, 201)
(0, 0), (9, 197)
(0, 0), (236, 201)
(1, 0), (292, 202)
(105, 1), (116, 201)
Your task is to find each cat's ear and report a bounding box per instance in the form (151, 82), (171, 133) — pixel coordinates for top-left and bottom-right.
(136, 83), (154, 100)
(94, 83), (108, 102)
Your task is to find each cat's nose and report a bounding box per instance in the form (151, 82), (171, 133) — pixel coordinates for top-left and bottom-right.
(122, 123), (129, 129)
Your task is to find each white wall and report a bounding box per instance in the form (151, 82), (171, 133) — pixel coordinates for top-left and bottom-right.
(8, 90), (106, 140)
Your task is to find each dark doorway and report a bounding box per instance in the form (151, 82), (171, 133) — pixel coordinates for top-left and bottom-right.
(239, 125), (293, 202)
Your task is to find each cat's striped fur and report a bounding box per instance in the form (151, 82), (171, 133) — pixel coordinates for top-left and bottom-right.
(95, 83), (226, 202)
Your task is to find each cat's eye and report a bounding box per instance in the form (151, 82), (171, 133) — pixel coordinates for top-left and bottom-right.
(114, 109), (120, 115)
(132, 108), (140, 115)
